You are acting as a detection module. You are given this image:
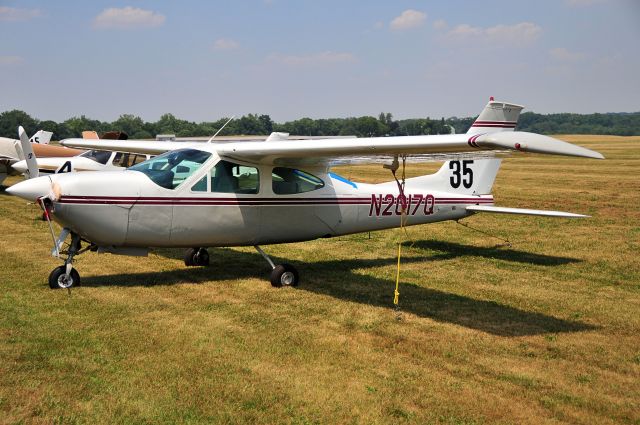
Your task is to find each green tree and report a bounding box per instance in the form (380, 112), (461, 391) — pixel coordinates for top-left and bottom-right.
(112, 114), (145, 136)
(0, 110), (39, 138)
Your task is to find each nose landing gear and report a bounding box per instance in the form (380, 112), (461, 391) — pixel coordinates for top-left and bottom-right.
(48, 230), (89, 289)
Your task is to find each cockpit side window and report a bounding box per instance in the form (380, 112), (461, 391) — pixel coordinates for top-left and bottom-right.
(210, 160), (259, 194)
(272, 167), (324, 194)
(191, 175), (208, 192)
(129, 149), (211, 190)
(80, 149), (111, 165)
(112, 152), (147, 167)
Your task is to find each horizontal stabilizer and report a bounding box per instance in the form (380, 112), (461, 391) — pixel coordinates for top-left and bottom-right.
(476, 131), (604, 159)
(466, 205), (588, 218)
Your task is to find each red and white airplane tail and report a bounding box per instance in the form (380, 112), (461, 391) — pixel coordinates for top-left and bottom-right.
(466, 97), (524, 136)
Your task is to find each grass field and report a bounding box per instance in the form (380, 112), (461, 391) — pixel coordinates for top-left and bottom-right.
(0, 136), (638, 424)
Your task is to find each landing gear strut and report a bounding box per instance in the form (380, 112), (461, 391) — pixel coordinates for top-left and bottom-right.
(184, 247), (210, 267)
(254, 245), (299, 287)
(48, 231), (83, 289)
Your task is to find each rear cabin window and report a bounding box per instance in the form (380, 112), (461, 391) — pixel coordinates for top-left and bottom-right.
(129, 149), (211, 190)
(272, 168), (324, 194)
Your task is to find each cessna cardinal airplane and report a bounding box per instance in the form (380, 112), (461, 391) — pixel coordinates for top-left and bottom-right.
(7, 99), (604, 289)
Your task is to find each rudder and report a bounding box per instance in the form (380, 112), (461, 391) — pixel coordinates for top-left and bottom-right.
(467, 98), (524, 136)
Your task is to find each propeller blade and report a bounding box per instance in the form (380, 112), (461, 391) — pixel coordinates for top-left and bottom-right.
(18, 126), (39, 179)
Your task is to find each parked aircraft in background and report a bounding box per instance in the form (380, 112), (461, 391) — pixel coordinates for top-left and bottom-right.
(7, 99), (604, 290)
(12, 149), (150, 175)
(0, 130), (84, 184)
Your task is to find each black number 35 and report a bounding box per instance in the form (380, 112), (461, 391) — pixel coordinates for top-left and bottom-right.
(449, 160), (474, 189)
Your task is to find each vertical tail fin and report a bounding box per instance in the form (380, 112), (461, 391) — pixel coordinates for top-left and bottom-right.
(29, 130), (53, 144)
(407, 158), (502, 195)
(467, 98), (524, 136)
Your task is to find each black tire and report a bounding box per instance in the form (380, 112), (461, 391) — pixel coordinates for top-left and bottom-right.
(48, 266), (80, 289)
(270, 263), (299, 288)
(184, 248), (209, 267)
(194, 248), (210, 266)
(184, 248), (197, 266)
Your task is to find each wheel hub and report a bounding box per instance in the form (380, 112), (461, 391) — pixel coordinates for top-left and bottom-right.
(57, 274), (72, 288)
(281, 271), (295, 286)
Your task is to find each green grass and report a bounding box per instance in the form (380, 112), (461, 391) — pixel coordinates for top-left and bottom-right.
(0, 136), (639, 424)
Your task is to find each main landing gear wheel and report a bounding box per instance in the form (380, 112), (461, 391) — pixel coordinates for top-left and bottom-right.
(270, 263), (299, 288)
(48, 266), (80, 289)
(184, 248), (210, 267)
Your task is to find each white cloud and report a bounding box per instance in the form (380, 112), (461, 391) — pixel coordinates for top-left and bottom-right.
(213, 38), (240, 51)
(445, 22), (542, 47)
(93, 7), (165, 30)
(433, 19), (448, 30)
(390, 9), (426, 31)
(550, 47), (585, 61)
(0, 7), (41, 21)
(0, 56), (24, 65)
(269, 51), (355, 66)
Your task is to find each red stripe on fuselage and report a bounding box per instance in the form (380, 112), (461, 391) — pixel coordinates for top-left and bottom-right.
(56, 196), (494, 206)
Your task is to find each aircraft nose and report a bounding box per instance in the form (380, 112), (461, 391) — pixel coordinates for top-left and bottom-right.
(12, 160), (27, 174)
(6, 176), (52, 201)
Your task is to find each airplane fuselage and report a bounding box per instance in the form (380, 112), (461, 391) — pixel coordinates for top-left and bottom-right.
(41, 153), (493, 249)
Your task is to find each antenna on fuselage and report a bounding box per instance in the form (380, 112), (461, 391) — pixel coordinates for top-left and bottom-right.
(207, 116), (235, 143)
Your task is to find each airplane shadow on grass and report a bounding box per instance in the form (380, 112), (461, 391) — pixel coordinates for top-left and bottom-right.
(81, 243), (592, 337)
(410, 240), (581, 266)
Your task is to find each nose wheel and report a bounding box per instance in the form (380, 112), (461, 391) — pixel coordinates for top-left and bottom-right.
(255, 246), (299, 287)
(184, 248), (210, 267)
(49, 265), (80, 289)
(48, 230), (87, 289)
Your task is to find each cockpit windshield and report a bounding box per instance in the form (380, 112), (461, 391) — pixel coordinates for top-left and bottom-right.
(128, 149), (211, 190)
(79, 150), (112, 165)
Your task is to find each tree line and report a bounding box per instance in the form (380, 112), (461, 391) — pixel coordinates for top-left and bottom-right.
(1, 109), (638, 140)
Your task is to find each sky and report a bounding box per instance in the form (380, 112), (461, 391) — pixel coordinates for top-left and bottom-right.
(0, 0), (639, 123)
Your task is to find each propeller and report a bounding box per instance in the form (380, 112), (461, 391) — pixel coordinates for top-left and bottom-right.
(18, 126), (39, 179)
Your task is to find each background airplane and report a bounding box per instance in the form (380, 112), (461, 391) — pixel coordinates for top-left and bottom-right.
(0, 130), (82, 184)
(12, 149), (150, 175)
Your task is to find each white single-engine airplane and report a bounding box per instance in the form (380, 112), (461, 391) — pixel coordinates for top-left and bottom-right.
(7, 99), (604, 289)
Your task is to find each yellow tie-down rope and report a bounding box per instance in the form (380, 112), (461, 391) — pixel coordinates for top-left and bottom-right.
(390, 155), (410, 308)
(394, 242), (402, 305)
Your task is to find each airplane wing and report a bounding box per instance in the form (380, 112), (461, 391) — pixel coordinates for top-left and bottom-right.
(60, 139), (192, 155)
(216, 132), (604, 165)
(61, 132), (604, 165)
